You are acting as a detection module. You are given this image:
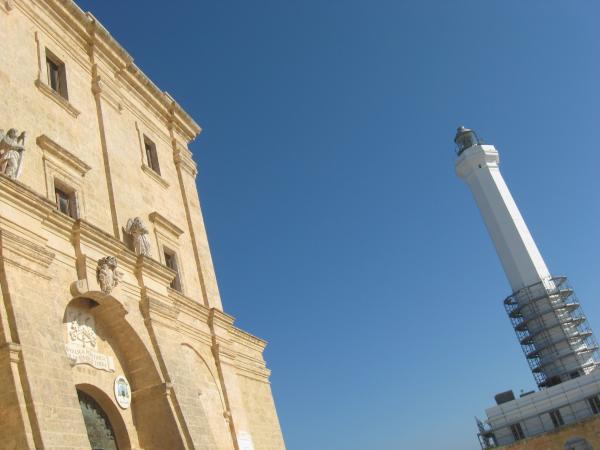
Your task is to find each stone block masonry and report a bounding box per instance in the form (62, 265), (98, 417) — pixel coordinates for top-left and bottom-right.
(0, 1), (285, 448)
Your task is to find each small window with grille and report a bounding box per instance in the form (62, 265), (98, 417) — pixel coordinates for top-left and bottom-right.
(588, 395), (600, 415)
(510, 423), (525, 441)
(549, 409), (564, 428)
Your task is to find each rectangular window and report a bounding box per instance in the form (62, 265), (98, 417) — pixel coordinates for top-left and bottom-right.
(510, 423), (525, 441)
(588, 396), (600, 415)
(54, 185), (77, 219)
(46, 50), (68, 99)
(549, 409), (564, 428)
(144, 136), (161, 175)
(164, 249), (181, 291)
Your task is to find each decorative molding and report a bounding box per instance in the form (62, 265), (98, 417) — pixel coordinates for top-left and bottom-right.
(176, 322), (213, 347)
(141, 164), (169, 189)
(236, 367), (272, 383)
(149, 212), (184, 238)
(37, 135), (91, 176)
(91, 67), (123, 113)
(209, 308), (235, 330)
(0, 173), (55, 221)
(231, 327), (268, 352)
(34, 79), (81, 118)
(0, 228), (55, 269)
(136, 255), (176, 287)
(140, 288), (179, 326)
(72, 220), (137, 275)
(168, 288), (210, 321)
(173, 146), (197, 178)
(17, 1), (200, 142)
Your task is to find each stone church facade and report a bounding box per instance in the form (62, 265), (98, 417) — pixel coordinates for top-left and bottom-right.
(0, 1), (285, 449)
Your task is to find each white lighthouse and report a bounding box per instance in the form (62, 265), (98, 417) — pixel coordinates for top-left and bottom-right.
(455, 127), (598, 388)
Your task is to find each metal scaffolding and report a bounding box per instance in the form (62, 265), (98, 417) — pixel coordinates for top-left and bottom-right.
(504, 276), (600, 388)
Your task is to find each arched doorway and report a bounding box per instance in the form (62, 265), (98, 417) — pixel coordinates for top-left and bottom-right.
(65, 295), (186, 449)
(77, 389), (119, 450)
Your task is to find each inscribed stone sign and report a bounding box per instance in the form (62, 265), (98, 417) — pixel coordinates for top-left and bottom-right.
(64, 307), (115, 372)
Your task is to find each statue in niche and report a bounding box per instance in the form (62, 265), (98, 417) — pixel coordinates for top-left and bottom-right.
(96, 256), (123, 294)
(125, 217), (152, 257)
(0, 129), (26, 179)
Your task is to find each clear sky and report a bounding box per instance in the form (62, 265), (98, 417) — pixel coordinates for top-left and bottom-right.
(76, 1), (600, 449)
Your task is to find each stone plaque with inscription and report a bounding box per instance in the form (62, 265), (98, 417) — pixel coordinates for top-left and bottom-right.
(237, 431), (255, 450)
(64, 307), (115, 372)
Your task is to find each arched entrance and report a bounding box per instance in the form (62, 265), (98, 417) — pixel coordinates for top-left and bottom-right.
(78, 389), (119, 450)
(65, 295), (186, 449)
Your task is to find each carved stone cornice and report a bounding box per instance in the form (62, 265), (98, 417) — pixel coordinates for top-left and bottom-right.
(90, 63), (124, 113)
(229, 327), (271, 381)
(212, 342), (237, 365)
(14, 0), (200, 143)
(140, 287), (179, 327)
(0, 174), (55, 219)
(230, 327), (268, 353)
(73, 220), (133, 263)
(42, 209), (76, 241)
(235, 359), (272, 381)
(168, 288), (210, 322)
(136, 255), (176, 287)
(37, 134), (91, 176)
(166, 94), (202, 146)
(0, 228), (55, 278)
(149, 212), (184, 238)
(176, 321), (213, 347)
(209, 308), (235, 330)
(173, 145), (197, 178)
(236, 366), (272, 382)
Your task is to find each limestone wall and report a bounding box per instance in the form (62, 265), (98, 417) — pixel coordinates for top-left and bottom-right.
(0, 1), (285, 449)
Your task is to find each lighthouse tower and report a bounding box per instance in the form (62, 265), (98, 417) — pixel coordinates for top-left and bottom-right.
(455, 127), (599, 388)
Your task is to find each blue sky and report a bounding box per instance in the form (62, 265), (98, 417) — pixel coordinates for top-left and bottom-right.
(77, 1), (600, 448)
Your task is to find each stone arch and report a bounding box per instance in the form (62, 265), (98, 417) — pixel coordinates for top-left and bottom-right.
(64, 294), (186, 450)
(565, 436), (594, 450)
(76, 383), (131, 450)
(180, 343), (227, 411)
(174, 343), (233, 448)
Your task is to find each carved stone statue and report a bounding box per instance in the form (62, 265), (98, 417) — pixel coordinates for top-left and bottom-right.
(96, 256), (123, 294)
(0, 128), (26, 179)
(125, 217), (152, 257)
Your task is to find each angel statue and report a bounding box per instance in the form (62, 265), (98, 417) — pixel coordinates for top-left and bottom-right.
(0, 128), (26, 180)
(125, 217), (152, 257)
